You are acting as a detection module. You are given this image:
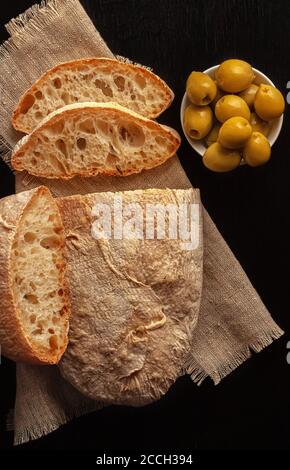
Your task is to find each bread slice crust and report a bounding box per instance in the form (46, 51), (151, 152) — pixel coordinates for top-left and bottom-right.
(12, 57), (174, 134)
(0, 186), (70, 364)
(12, 102), (181, 179)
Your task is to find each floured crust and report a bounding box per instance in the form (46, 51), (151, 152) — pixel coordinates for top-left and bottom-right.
(12, 102), (181, 179)
(12, 57), (174, 133)
(58, 188), (203, 406)
(0, 186), (70, 364)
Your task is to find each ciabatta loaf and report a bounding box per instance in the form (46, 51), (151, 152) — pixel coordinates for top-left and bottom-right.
(58, 188), (203, 406)
(0, 187), (70, 364)
(12, 102), (181, 179)
(12, 57), (174, 134)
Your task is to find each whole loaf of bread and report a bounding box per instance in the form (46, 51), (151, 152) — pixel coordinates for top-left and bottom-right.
(58, 188), (203, 406)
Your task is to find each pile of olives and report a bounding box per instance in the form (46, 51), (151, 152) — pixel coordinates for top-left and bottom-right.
(184, 59), (285, 172)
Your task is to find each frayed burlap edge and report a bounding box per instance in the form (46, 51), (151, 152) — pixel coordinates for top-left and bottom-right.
(13, 402), (103, 445)
(184, 324), (283, 385)
(1, 1), (61, 58)
(0, 136), (12, 169)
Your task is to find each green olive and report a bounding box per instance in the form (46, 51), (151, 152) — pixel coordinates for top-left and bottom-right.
(243, 132), (271, 166)
(183, 104), (213, 140)
(218, 116), (252, 149)
(215, 59), (255, 93)
(254, 84), (285, 121)
(210, 81), (225, 108)
(203, 142), (241, 172)
(205, 122), (221, 147)
(249, 112), (270, 136)
(215, 95), (251, 123)
(186, 71), (217, 106)
(238, 84), (259, 109)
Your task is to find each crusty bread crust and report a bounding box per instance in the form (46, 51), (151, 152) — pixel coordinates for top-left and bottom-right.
(58, 188), (203, 406)
(0, 187), (70, 364)
(12, 102), (181, 180)
(12, 57), (174, 133)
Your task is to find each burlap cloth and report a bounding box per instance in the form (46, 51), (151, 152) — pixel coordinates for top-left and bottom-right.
(0, 0), (283, 445)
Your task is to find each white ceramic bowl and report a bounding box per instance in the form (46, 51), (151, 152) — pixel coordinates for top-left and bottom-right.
(180, 65), (284, 157)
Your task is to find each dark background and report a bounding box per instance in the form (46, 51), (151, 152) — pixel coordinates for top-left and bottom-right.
(1, 0), (290, 452)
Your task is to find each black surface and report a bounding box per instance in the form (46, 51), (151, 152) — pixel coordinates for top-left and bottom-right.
(1, 0), (290, 452)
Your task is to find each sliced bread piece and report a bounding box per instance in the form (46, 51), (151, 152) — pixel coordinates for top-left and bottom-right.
(12, 57), (174, 133)
(0, 186), (70, 364)
(12, 102), (181, 179)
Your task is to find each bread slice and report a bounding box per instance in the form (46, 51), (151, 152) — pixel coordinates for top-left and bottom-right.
(0, 186), (70, 364)
(57, 188), (203, 406)
(12, 102), (181, 179)
(12, 57), (174, 134)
